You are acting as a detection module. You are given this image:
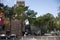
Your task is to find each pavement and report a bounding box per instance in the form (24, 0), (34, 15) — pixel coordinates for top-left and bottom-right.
(0, 36), (60, 40)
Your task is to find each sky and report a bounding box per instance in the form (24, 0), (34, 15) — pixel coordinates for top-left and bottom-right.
(1, 0), (60, 17)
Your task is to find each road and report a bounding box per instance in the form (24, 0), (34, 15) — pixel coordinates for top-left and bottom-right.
(0, 36), (60, 40)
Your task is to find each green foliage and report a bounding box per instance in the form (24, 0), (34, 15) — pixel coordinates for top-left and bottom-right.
(56, 12), (60, 30)
(58, 24), (60, 30)
(0, 3), (4, 12)
(47, 19), (58, 31)
(26, 9), (37, 25)
(33, 13), (58, 33)
(1, 3), (60, 34)
(14, 4), (28, 20)
(26, 10), (37, 18)
(0, 3), (15, 18)
(58, 12), (60, 17)
(3, 6), (15, 18)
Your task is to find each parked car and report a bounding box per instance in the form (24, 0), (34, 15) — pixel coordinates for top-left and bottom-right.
(44, 33), (52, 36)
(10, 34), (16, 38)
(31, 30), (41, 36)
(0, 34), (6, 39)
(7, 34), (16, 39)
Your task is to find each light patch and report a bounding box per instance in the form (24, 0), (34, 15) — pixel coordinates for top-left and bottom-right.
(0, 18), (1, 21)
(25, 19), (29, 25)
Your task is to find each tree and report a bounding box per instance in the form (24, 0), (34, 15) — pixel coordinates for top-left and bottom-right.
(42, 13), (57, 31)
(14, 3), (28, 36)
(0, 3), (4, 12)
(56, 14), (60, 30)
(14, 4), (28, 20)
(3, 5), (15, 18)
(26, 9), (37, 25)
(33, 13), (58, 35)
(0, 4), (17, 34)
